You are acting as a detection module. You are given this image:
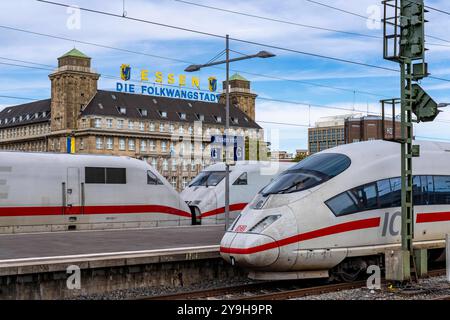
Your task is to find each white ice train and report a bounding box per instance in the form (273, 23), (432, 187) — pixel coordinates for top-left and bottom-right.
(181, 161), (294, 225)
(0, 152), (191, 234)
(220, 140), (450, 280)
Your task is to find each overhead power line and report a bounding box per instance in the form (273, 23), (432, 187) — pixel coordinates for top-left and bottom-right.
(302, 0), (450, 44)
(0, 25), (392, 98)
(35, 0), (450, 83)
(173, 0), (379, 39)
(305, 0), (450, 18)
(36, 0), (399, 73)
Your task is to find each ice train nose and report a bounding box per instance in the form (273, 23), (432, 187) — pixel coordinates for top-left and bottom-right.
(220, 232), (279, 268)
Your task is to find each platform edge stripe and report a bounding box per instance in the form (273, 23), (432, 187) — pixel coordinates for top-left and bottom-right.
(0, 245), (220, 265)
(220, 217), (381, 255)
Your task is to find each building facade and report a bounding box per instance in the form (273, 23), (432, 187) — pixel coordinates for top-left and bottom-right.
(345, 115), (401, 143)
(308, 115), (347, 154)
(0, 49), (265, 191)
(308, 114), (401, 154)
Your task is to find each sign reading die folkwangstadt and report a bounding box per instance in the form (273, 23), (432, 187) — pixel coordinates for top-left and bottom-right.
(116, 64), (221, 103)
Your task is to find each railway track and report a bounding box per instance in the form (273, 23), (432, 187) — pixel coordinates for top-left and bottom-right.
(144, 268), (448, 300)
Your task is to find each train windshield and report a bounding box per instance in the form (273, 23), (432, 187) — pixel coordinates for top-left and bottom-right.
(189, 171), (227, 187)
(261, 153), (351, 196)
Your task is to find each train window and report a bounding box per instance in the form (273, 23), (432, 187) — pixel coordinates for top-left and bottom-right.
(325, 192), (359, 217)
(85, 167), (126, 184)
(260, 153), (351, 196)
(233, 172), (248, 185)
(348, 183), (378, 211)
(147, 170), (163, 185)
(377, 179), (393, 208)
(85, 167), (106, 184)
(433, 176), (450, 204)
(106, 168), (126, 184)
(189, 171), (226, 187)
(389, 177), (402, 207)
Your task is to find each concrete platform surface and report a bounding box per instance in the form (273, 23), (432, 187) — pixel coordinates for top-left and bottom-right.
(0, 225), (225, 261)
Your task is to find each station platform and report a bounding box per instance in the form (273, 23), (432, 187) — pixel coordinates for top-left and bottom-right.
(0, 225), (225, 261)
(0, 225), (244, 299)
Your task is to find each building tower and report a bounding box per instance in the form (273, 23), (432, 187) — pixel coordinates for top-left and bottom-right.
(220, 73), (257, 121)
(49, 48), (100, 132)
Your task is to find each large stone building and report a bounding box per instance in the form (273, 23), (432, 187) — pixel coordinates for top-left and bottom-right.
(308, 114), (401, 154)
(0, 49), (265, 191)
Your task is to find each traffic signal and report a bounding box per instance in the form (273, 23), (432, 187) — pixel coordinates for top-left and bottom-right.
(410, 84), (439, 122)
(400, 0), (426, 60)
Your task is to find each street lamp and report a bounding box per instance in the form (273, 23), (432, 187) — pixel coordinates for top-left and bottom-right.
(185, 35), (276, 230)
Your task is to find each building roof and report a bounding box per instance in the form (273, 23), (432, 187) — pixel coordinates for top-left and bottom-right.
(60, 48), (89, 59)
(82, 90), (261, 129)
(229, 73), (248, 81)
(0, 90), (261, 130)
(0, 99), (51, 128)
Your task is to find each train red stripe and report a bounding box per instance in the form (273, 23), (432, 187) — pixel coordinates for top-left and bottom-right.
(220, 217), (381, 254)
(0, 205), (191, 218)
(200, 203), (248, 218)
(416, 211), (450, 223)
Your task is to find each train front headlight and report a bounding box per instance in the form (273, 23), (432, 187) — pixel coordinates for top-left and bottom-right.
(249, 215), (281, 233)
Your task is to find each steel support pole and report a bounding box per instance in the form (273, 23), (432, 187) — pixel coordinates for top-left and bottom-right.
(400, 57), (414, 280)
(225, 34), (230, 230)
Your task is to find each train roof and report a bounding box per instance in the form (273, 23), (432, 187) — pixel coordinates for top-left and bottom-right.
(321, 139), (450, 156)
(0, 151), (145, 166)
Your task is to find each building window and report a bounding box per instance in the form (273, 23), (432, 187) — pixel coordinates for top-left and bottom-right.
(191, 160), (196, 171)
(149, 122), (155, 131)
(128, 121), (134, 130)
(96, 137), (103, 150)
(214, 116), (222, 123)
(119, 138), (126, 150)
(196, 114), (204, 121)
(182, 160), (188, 171)
(178, 112), (187, 120)
(128, 139), (135, 151)
(149, 139), (155, 151)
(179, 126), (184, 134)
(151, 158), (157, 168)
(171, 159), (177, 171)
(162, 159), (169, 171)
(117, 107), (126, 115)
(106, 119), (113, 128)
(182, 177), (188, 189)
(161, 141), (167, 152)
(140, 140), (146, 152)
(159, 123), (165, 132)
(159, 111), (168, 118)
(117, 119), (124, 129)
(139, 122), (145, 131)
(169, 124), (174, 133)
(106, 137), (113, 150)
(188, 126), (193, 135)
(94, 118), (102, 128)
(171, 177), (177, 189)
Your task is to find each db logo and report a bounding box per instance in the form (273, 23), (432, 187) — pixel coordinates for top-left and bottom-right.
(235, 225), (247, 232)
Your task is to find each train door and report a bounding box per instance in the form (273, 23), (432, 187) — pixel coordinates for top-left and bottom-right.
(65, 167), (82, 214)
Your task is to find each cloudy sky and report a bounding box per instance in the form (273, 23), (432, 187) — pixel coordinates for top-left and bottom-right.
(1, 0), (449, 152)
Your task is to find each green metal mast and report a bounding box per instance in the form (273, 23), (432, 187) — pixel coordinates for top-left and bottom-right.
(382, 0), (440, 281)
(383, 0), (425, 281)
